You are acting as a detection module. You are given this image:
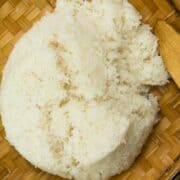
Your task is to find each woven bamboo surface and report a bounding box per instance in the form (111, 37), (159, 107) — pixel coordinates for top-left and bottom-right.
(0, 0), (179, 179)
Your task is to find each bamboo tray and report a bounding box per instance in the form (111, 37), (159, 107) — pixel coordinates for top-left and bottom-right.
(0, 0), (179, 179)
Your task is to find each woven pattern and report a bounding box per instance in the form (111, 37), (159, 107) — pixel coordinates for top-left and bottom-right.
(0, 0), (179, 179)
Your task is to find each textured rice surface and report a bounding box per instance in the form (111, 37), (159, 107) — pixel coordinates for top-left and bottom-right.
(0, 0), (168, 179)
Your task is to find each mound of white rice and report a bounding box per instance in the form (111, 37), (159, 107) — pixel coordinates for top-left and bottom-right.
(0, 0), (168, 179)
